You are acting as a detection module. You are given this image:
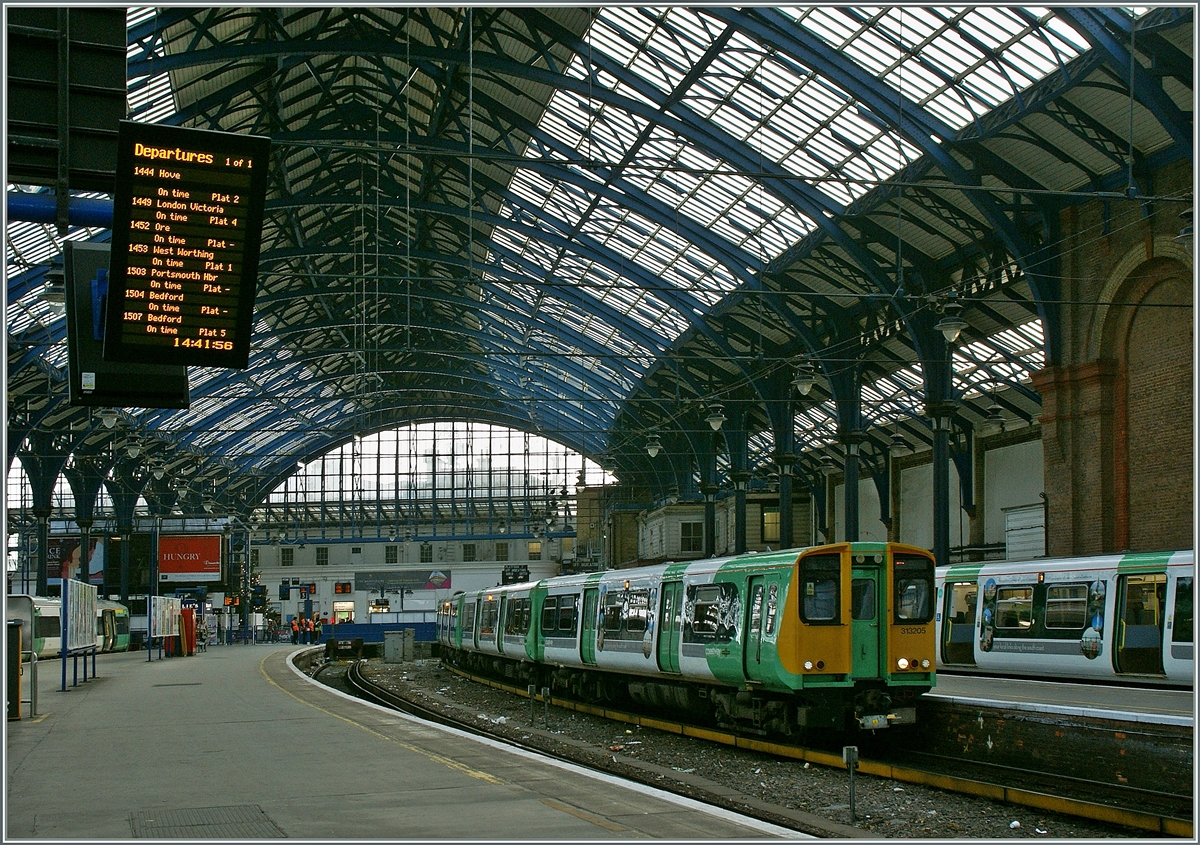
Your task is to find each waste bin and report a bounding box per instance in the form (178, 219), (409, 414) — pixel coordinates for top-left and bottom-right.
(7, 620), (22, 721)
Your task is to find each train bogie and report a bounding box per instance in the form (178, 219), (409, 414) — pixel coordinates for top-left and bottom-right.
(935, 550), (1193, 686)
(438, 542), (938, 734)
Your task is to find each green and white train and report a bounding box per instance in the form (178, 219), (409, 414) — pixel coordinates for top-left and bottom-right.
(7, 595), (132, 658)
(437, 541), (937, 734)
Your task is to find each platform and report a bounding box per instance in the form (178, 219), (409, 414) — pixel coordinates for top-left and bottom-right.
(5, 645), (807, 840)
(929, 672), (1194, 726)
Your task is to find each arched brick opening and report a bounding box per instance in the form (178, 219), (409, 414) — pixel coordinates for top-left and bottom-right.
(1101, 258), (1193, 551)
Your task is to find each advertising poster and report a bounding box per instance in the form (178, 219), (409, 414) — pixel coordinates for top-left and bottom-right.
(353, 569), (451, 592)
(159, 534), (222, 582)
(47, 536), (104, 586)
(149, 595), (182, 638)
(63, 578), (98, 652)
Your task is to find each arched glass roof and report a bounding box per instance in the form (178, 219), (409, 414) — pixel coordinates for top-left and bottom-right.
(6, 6), (1193, 520)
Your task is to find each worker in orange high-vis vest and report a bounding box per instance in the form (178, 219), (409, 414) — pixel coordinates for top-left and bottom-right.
(303, 615), (313, 644)
(290, 616), (300, 645)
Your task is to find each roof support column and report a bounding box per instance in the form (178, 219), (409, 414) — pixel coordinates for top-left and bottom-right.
(19, 431), (69, 597)
(839, 433), (867, 542)
(775, 453), (797, 550)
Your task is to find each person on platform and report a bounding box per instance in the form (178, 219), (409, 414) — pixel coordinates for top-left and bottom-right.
(302, 615), (313, 644)
(290, 616), (299, 645)
(312, 616), (322, 644)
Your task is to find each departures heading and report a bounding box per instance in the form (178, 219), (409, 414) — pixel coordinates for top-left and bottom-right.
(104, 122), (270, 369)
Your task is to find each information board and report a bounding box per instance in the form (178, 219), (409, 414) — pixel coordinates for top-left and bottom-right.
(104, 121), (270, 369)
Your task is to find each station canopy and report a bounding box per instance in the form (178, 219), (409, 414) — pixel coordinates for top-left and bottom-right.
(6, 6), (1194, 515)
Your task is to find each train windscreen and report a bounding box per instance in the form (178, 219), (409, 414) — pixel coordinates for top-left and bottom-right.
(893, 554), (934, 624)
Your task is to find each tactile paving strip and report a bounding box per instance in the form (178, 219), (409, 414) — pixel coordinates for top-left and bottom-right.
(129, 804), (284, 838)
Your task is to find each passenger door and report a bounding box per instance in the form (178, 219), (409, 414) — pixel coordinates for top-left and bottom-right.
(657, 580), (683, 674)
(580, 587), (599, 665)
(941, 580), (978, 666)
(1116, 573), (1166, 675)
(850, 567), (882, 679)
(743, 576), (768, 682)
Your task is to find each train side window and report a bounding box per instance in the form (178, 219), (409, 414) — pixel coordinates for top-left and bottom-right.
(1173, 578), (1193, 644)
(603, 593), (623, 633)
(541, 597), (559, 632)
(1044, 584), (1087, 629)
(687, 583), (738, 643)
(479, 600), (498, 635)
(995, 587), (1033, 630)
(37, 615), (60, 639)
(851, 578), (876, 620)
(558, 595), (578, 635)
(799, 553), (840, 624)
(462, 602), (477, 634)
(764, 584), (779, 636)
(749, 584), (764, 635)
(626, 589), (650, 633)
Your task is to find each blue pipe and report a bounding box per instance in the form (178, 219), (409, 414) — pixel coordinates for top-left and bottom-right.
(6, 192), (113, 228)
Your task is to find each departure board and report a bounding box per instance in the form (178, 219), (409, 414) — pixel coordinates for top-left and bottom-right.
(104, 121), (270, 369)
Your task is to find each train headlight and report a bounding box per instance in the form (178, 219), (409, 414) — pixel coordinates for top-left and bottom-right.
(804, 661), (813, 670)
(921, 659), (931, 669)
(897, 657), (910, 670)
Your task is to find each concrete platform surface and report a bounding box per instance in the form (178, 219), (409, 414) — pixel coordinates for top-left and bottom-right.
(6, 645), (807, 841)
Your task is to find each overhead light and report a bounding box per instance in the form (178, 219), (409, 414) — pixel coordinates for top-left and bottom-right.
(705, 403), (726, 432)
(645, 433), (662, 458)
(889, 431), (910, 456)
(820, 454), (838, 477)
(39, 265), (65, 312)
(1175, 207), (1193, 249)
(152, 463), (165, 481)
(98, 408), (118, 428)
(935, 292), (967, 344)
(791, 359), (817, 396)
(126, 443), (141, 459)
(983, 402), (1006, 436)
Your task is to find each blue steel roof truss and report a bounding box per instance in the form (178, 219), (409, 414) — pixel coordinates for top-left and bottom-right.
(6, 7), (1192, 518)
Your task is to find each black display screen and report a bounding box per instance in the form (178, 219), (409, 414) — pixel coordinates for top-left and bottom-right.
(103, 121), (269, 369)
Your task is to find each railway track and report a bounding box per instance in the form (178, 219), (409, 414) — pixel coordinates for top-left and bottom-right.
(341, 659), (1192, 838)
(339, 659), (842, 837)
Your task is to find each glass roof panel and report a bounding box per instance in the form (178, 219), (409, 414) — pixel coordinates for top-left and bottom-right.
(790, 7), (1086, 136)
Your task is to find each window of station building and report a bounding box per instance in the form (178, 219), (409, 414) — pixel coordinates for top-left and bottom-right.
(761, 506), (780, 545)
(385, 545), (398, 565)
(462, 543), (476, 562)
(1044, 584), (1088, 629)
(496, 541), (509, 562)
(528, 541), (541, 561)
(680, 521), (703, 553)
(420, 544), (433, 564)
(315, 547), (329, 566)
(281, 547), (294, 567)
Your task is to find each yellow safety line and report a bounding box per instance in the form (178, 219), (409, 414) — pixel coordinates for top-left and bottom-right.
(258, 655), (504, 785)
